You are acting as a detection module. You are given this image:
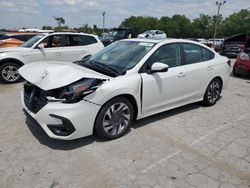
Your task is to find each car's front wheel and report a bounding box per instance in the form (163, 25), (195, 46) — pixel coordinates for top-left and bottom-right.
(0, 62), (21, 83)
(203, 78), (222, 106)
(95, 97), (134, 140)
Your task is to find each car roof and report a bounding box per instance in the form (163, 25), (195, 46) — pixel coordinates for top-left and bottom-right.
(49, 32), (96, 37)
(122, 38), (205, 44)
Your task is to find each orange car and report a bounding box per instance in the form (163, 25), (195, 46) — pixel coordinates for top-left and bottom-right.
(0, 32), (37, 48)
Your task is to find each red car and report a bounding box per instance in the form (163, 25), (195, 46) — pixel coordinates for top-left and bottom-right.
(233, 49), (250, 77)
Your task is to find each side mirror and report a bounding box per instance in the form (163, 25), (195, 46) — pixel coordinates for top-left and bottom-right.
(148, 62), (169, 74)
(37, 43), (44, 49)
(82, 54), (92, 61)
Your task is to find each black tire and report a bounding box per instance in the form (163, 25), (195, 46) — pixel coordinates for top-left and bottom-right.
(95, 97), (134, 140)
(203, 78), (222, 106)
(0, 62), (21, 84)
(233, 68), (240, 77)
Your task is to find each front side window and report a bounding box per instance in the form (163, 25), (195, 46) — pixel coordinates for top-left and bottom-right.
(38, 35), (62, 48)
(149, 43), (181, 68)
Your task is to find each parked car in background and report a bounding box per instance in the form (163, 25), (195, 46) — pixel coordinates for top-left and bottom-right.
(233, 48), (250, 77)
(186, 38), (211, 47)
(0, 32), (103, 83)
(100, 28), (135, 46)
(207, 38), (224, 46)
(99, 32), (113, 47)
(0, 32), (37, 48)
(138, 30), (167, 39)
(221, 34), (250, 57)
(20, 38), (230, 140)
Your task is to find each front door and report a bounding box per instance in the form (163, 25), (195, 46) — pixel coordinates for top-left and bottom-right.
(30, 35), (63, 63)
(140, 43), (186, 114)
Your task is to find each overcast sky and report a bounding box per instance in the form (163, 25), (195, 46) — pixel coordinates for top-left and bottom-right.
(0, 0), (249, 29)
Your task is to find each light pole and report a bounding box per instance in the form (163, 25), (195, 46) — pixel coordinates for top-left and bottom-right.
(213, 1), (226, 46)
(102, 11), (106, 34)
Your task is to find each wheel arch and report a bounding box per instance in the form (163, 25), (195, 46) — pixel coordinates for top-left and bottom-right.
(211, 76), (223, 89)
(0, 58), (24, 67)
(93, 93), (139, 134)
(97, 94), (139, 121)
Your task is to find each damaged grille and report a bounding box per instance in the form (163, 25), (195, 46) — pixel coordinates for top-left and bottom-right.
(24, 83), (48, 114)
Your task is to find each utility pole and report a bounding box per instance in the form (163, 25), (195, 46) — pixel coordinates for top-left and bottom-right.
(213, 1), (226, 46)
(102, 11), (106, 34)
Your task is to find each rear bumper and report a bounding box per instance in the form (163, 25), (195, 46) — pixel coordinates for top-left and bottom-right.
(234, 66), (250, 76)
(22, 91), (101, 140)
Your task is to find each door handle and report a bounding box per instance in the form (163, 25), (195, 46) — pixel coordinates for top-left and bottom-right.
(55, 52), (62, 56)
(177, 72), (186, 78)
(207, 66), (213, 71)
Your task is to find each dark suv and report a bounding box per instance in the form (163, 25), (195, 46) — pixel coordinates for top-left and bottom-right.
(221, 34), (250, 58)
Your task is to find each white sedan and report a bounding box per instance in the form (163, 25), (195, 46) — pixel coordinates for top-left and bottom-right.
(20, 38), (230, 140)
(138, 30), (167, 39)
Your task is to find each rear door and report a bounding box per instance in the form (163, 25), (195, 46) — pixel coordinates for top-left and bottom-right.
(61, 34), (101, 62)
(181, 43), (216, 100)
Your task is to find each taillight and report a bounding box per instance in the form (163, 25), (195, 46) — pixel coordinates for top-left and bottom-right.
(239, 44), (245, 49)
(239, 53), (249, 61)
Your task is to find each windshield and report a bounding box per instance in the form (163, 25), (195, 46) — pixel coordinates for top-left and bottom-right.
(21, 34), (45, 48)
(144, 30), (155, 34)
(88, 41), (155, 75)
(112, 30), (126, 37)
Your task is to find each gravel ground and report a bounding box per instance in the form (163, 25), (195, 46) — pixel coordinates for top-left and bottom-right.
(0, 59), (250, 188)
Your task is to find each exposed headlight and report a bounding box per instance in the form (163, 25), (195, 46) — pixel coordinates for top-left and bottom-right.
(60, 78), (99, 103)
(239, 53), (249, 61)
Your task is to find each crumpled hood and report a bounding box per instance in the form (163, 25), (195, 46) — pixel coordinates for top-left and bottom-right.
(0, 46), (29, 53)
(19, 61), (110, 90)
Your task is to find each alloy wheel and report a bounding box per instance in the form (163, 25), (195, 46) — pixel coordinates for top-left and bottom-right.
(102, 102), (131, 136)
(2, 65), (20, 82)
(207, 80), (221, 104)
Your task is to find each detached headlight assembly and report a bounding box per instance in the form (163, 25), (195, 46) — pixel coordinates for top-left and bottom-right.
(60, 78), (100, 103)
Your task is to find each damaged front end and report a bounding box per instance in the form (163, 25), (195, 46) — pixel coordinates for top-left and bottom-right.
(24, 78), (104, 114)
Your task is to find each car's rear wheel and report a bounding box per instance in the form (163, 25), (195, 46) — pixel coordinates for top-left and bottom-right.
(95, 97), (134, 140)
(203, 78), (222, 106)
(0, 62), (21, 83)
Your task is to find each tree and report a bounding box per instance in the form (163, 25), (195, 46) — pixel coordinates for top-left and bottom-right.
(54, 17), (65, 28)
(220, 9), (250, 37)
(41, 25), (53, 30)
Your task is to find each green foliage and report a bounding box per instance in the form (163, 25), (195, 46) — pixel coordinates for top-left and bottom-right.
(120, 9), (250, 38)
(36, 9), (250, 38)
(54, 17), (66, 31)
(219, 9), (250, 37)
(41, 25), (53, 30)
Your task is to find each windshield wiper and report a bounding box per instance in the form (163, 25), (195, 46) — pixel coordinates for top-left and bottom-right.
(89, 60), (120, 76)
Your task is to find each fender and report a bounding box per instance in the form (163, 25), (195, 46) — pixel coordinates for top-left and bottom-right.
(0, 58), (25, 66)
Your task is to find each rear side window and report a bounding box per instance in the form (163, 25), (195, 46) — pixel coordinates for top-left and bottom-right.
(64, 35), (97, 46)
(79, 35), (98, 45)
(183, 43), (214, 64)
(201, 47), (214, 61)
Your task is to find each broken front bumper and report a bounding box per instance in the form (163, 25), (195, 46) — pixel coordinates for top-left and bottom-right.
(22, 90), (101, 140)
